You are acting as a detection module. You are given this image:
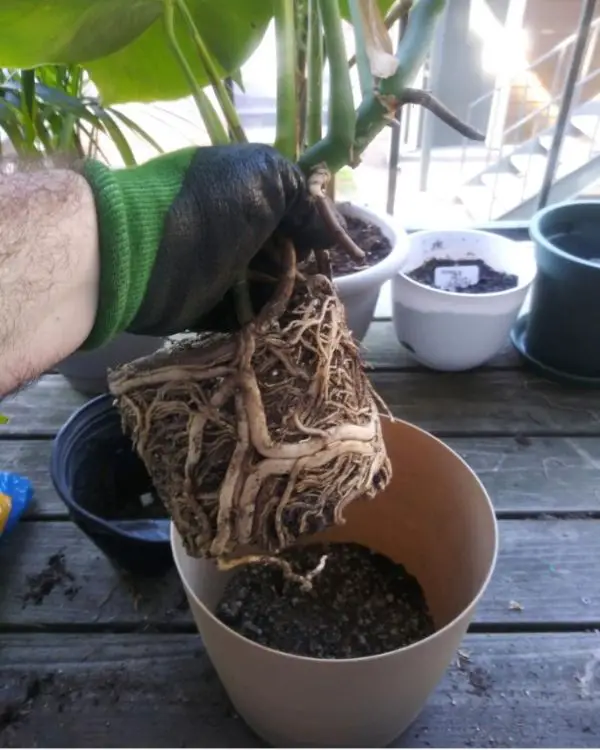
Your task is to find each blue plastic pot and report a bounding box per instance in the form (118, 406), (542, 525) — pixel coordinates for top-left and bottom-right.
(519, 200), (600, 382)
(51, 394), (172, 576)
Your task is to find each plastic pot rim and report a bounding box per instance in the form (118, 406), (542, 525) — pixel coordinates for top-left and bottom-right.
(171, 416), (499, 665)
(530, 199), (600, 270)
(396, 228), (536, 301)
(50, 393), (168, 546)
(332, 202), (408, 293)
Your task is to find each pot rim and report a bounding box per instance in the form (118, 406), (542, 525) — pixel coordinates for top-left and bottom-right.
(332, 202), (409, 292)
(396, 228), (536, 300)
(530, 199), (600, 270)
(50, 393), (169, 545)
(171, 416), (500, 664)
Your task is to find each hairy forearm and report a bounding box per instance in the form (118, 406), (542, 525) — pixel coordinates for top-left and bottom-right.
(0, 169), (99, 396)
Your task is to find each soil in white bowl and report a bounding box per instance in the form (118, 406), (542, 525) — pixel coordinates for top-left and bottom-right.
(215, 542), (434, 659)
(302, 213), (392, 277)
(408, 257), (518, 294)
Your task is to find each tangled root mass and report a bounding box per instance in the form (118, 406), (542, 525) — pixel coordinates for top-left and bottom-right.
(108, 243), (392, 563)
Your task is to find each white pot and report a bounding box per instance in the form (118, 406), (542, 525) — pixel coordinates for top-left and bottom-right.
(335, 203), (408, 342)
(56, 332), (165, 397)
(392, 229), (537, 371)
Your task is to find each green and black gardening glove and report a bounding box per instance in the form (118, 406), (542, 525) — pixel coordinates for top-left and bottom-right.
(80, 143), (332, 350)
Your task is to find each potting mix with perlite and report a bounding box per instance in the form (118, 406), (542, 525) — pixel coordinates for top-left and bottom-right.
(408, 257), (518, 294)
(216, 542), (434, 659)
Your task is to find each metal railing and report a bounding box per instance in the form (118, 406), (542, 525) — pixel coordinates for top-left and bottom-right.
(464, 14), (600, 157)
(384, 0), (600, 224)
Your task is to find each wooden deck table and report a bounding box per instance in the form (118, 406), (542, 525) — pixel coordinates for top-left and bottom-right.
(2, 278), (600, 747)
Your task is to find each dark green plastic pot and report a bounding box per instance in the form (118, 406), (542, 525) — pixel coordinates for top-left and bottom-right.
(519, 200), (600, 382)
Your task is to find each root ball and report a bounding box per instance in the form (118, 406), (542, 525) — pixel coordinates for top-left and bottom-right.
(107, 245), (391, 561)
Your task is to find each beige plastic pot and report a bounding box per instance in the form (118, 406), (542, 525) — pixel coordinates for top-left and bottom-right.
(172, 416), (498, 748)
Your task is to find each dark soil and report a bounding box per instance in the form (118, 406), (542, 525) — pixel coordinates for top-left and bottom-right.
(73, 438), (168, 521)
(216, 542), (434, 659)
(22, 552), (78, 606)
(408, 258), (518, 293)
(303, 207), (392, 278)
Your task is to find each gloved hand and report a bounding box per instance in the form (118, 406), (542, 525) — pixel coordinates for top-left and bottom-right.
(81, 144), (332, 349)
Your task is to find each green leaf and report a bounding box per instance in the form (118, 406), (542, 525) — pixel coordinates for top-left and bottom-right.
(108, 108), (164, 154)
(91, 106), (136, 165)
(0, 3), (160, 66)
(0, 1), (271, 105)
(0, 98), (28, 152)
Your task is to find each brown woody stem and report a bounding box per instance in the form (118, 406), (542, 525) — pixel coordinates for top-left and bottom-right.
(308, 165), (366, 263)
(400, 88), (486, 141)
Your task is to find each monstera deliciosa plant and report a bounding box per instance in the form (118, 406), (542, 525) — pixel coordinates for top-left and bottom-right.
(1, 0), (484, 569)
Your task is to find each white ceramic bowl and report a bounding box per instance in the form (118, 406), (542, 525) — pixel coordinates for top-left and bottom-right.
(335, 203), (409, 342)
(392, 229), (537, 371)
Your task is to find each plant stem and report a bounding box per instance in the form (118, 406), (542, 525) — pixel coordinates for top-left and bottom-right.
(295, 0), (309, 148)
(315, 0), (355, 170)
(348, 0), (374, 98)
(305, 0), (323, 147)
(347, 0), (413, 68)
(174, 0), (247, 143)
(20, 69), (36, 152)
(380, 0), (445, 98)
(299, 0), (448, 173)
(274, 0), (298, 160)
(401, 88), (485, 140)
(163, 0), (229, 145)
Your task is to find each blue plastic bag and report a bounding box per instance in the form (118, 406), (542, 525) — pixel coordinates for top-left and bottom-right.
(0, 471), (34, 538)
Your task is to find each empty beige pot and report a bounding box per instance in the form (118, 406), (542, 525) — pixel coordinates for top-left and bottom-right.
(172, 417), (498, 748)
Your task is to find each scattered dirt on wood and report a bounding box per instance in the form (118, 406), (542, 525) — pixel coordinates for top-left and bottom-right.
(514, 434), (532, 447)
(407, 258), (518, 293)
(0, 675), (54, 734)
(466, 666), (493, 696)
(21, 552), (78, 607)
(456, 652), (493, 697)
(216, 542), (434, 659)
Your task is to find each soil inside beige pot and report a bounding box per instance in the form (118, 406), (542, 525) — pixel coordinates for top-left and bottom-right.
(172, 416), (498, 748)
(216, 541), (434, 659)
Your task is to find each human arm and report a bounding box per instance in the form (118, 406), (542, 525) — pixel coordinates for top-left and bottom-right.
(0, 144), (331, 397)
(0, 169), (99, 396)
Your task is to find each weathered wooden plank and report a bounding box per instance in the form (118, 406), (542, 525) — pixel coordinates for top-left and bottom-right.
(371, 371), (600, 435)
(0, 521), (187, 627)
(0, 442), (64, 519)
(447, 436), (600, 514)
(1, 632), (598, 748)
(1, 377), (88, 435)
(362, 321), (519, 370)
(10, 437), (600, 519)
(6, 371), (600, 437)
(1, 519), (599, 627)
